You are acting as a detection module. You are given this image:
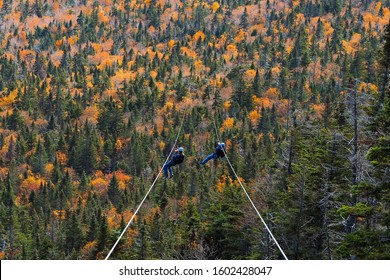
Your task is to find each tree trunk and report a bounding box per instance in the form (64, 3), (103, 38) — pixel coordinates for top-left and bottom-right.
(346, 84), (358, 234)
(377, 66), (389, 113)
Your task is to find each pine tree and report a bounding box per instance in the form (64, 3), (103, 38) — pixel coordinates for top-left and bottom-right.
(205, 179), (249, 259)
(376, 22), (390, 115)
(31, 139), (48, 175)
(64, 211), (84, 254)
(108, 175), (122, 208)
(96, 215), (109, 256)
(240, 7), (249, 29)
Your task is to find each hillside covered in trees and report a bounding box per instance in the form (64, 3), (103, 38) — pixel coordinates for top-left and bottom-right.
(0, 0), (389, 260)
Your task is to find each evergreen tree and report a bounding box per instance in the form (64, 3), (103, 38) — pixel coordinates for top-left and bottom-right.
(107, 175), (122, 208)
(31, 139), (48, 175)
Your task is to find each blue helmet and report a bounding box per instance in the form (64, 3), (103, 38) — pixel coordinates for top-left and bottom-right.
(220, 142), (225, 148)
(178, 147), (184, 152)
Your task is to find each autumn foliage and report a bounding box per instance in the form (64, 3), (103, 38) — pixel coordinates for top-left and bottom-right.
(0, 0), (389, 261)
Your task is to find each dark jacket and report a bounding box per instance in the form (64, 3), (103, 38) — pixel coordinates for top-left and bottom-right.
(171, 152), (185, 165)
(215, 145), (225, 157)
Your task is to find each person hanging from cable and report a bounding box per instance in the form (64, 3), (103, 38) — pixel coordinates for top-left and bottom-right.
(163, 147), (185, 179)
(199, 142), (225, 166)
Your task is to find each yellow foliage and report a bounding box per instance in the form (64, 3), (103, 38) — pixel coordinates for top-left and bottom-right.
(55, 39), (63, 47)
(26, 16), (52, 31)
(225, 43), (238, 59)
(98, 58), (114, 70)
(193, 30), (205, 42)
(52, 1), (59, 12)
(115, 139), (123, 151)
(245, 69), (257, 79)
(98, 10), (109, 23)
(0, 89), (17, 108)
(194, 60), (203, 72)
(254, 96), (272, 108)
(91, 43), (103, 53)
(264, 87), (280, 98)
(68, 36), (78, 45)
(363, 12), (374, 28)
(150, 70), (158, 79)
(285, 45), (294, 55)
(215, 175), (242, 192)
(146, 48), (157, 60)
(258, 133), (264, 140)
(216, 175), (229, 192)
(342, 33), (362, 54)
(91, 177), (109, 194)
(21, 175), (46, 193)
(311, 104), (325, 119)
(295, 13), (305, 26)
(220, 117), (234, 132)
(350, 33), (362, 45)
(181, 46), (197, 58)
(159, 141), (165, 151)
(53, 210), (65, 220)
(211, 2), (220, 12)
(358, 82), (378, 93)
(249, 110), (261, 121)
(80, 105), (99, 125)
(80, 241), (97, 258)
(163, 101), (174, 112)
(0, 167), (9, 179)
(342, 40), (354, 54)
(45, 163), (54, 175)
(56, 151), (68, 165)
(271, 65), (281, 75)
(51, 50), (64, 67)
(106, 207), (120, 228)
(263, 36), (273, 44)
(170, 11), (179, 21)
(226, 44), (237, 52)
(222, 54), (231, 62)
(379, 8), (390, 29)
(234, 29), (246, 43)
(224, 100), (231, 110)
(324, 21), (334, 36)
(262, 97), (272, 108)
(168, 39), (175, 49)
(148, 25), (156, 34)
(114, 170), (131, 190)
(375, 2), (382, 12)
(0, 251), (4, 260)
(155, 81), (165, 91)
(19, 49), (35, 61)
(112, 70), (136, 86)
(215, 34), (227, 49)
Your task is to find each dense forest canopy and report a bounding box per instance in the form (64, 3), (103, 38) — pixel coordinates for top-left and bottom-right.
(0, 0), (389, 260)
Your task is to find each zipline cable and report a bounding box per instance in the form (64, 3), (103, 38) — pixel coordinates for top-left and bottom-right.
(208, 87), (289, 260)
(105, 108), (187, 260)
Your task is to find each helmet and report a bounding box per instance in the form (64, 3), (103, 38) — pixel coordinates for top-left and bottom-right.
(220, 142), (225, 148)
(178, 147), (184, 152)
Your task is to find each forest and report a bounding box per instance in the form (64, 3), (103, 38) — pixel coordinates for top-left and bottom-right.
(0, 0), (389, 260)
